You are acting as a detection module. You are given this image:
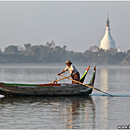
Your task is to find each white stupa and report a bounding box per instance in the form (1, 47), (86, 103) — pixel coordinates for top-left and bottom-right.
(99, 15), (117, 50)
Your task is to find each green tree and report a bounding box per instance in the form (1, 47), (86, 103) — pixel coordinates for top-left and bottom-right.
(24, 43), (31, 50)
(125, 49), (130, 63)
(63, 45), (67, 50)
(89, 45), (99, 52)
(24, 43), (32, 55)
(4, 45), (19, 54)
(45, 41), (55, 48)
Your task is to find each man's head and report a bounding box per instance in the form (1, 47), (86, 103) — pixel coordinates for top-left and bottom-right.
(65, 60), (72, 66)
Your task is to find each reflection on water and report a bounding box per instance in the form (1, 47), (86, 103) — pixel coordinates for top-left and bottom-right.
(100, 69), (108, 92)
(0, 96), (95, 129)
(99, 69), (108, 129)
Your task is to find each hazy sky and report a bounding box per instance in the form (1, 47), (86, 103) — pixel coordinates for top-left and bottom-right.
(0, 1), (130, 52)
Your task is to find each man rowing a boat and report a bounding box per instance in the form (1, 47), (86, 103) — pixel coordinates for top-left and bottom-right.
(58, 60), (80, 84)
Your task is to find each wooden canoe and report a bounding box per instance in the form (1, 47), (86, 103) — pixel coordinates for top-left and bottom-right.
(0, 66), (96, 97)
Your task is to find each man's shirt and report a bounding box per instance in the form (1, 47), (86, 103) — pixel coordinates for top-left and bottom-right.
(64, 64), (78, 74)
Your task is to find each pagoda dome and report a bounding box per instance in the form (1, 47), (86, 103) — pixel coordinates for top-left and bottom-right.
(99, 15), (117, 50)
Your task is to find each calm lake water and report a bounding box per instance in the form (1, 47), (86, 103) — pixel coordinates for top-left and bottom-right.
(0, 64), (130, 129)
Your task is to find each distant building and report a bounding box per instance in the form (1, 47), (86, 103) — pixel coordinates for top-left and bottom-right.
(117, 47), (121, 52)
(99, 15), (117, 51)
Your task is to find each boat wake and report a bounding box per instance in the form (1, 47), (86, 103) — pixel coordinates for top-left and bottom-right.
(91, 92), (130, 97)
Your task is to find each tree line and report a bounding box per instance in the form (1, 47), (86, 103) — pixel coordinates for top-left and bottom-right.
(0, 41), (130, 65)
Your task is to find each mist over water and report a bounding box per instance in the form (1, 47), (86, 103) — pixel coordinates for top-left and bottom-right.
(0, 64), (130, 129)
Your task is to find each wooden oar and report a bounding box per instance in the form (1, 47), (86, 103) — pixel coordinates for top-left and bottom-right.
(59, 75), (113, 97)
(49, 75), (71, 84)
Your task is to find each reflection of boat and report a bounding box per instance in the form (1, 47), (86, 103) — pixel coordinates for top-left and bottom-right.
(0, 96), (95, 129)
(0, 67), (96, 97)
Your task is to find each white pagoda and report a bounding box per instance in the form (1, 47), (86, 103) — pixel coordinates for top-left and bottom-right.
(99, 15), (117, 50)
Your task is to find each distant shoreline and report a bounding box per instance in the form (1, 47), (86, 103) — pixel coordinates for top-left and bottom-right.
(0, 63), (130, 68)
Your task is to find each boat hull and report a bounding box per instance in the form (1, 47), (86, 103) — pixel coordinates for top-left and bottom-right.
(0, 83), (93, 96)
